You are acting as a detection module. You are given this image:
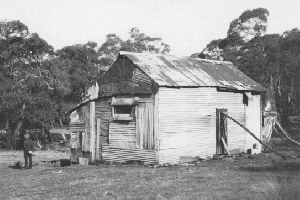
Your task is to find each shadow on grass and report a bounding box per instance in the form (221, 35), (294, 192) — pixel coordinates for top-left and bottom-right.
(8, 159), (71, 170)
(8, 161), (24, 169)
(40, 159), (71, 167)
(239, 161), (300, 172)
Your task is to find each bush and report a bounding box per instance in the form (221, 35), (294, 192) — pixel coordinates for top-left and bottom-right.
(0, 132), (10, 149)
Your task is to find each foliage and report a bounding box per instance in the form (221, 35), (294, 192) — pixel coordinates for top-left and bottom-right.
(56, 42), (100, 104)
(196, 8), (300, 126)
(98, 27), (170, 68)
(227, 8), (269, 42)
(0, 20), (101, 148)
(199, 8), (269, 61)
(0, 22), (169, 149)
(198, 39), (224, 60)
(0, 20), (56, 148)
(97, 34), (123, 70)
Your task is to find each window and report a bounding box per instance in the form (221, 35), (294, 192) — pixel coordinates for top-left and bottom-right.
(111, 97), (138, 121)
(112, 105), (134, 121)
(114, 105), (132, 114)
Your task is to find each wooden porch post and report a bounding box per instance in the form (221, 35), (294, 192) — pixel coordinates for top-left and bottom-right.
(96, 118), (101, 160)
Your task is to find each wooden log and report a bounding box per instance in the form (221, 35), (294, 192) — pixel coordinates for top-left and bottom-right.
(221, 112), (287, 160)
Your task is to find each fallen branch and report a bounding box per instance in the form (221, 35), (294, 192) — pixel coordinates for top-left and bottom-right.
(221, 112), (287, 160)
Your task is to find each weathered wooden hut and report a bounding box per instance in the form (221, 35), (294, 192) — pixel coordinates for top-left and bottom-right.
(70, 51), (265, 164)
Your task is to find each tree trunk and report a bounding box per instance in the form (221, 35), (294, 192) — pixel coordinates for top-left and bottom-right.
(59, 118), (64, 127)
(4, 120), (12, 149)
(45, 126), (51, 143)
(5, 120), (9, 130)
(59, 118), (66, 140)
(12, 102), (26, 150)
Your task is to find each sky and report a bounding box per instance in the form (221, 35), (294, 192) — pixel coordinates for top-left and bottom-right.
(1, 0), (300, 56)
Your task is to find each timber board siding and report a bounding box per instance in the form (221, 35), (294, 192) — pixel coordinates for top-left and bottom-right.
(158, 87), (246, 164)
(158, 87), (215, 164)
(95, 99), (111, 144)
(98, 56), (156, 97)
(69, 122), (85, 132)
(108, 121), (136, 149)
(210, 89), (245, 152)
(245, 93), (261, 152)
(102, 144), (156, 165)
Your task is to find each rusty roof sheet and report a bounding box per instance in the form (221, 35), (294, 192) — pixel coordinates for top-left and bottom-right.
(119, 51), (265, 92)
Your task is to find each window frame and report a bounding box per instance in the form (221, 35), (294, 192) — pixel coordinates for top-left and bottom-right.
(112, 105), (134, 121)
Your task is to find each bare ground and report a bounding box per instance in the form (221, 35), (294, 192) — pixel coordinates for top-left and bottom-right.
(1, 140), (300, 200)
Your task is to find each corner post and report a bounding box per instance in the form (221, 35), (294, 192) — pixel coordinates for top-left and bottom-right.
(96, 118), (101, 160)
(90, 102), (95, 161)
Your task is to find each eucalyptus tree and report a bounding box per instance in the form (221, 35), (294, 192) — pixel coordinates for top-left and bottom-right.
(98, 27), (171, 68)
(0, 20), (71, 148)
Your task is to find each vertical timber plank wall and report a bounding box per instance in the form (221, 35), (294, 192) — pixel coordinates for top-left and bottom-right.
(95, 98), (111, 144)
(76, 104), (90, 152)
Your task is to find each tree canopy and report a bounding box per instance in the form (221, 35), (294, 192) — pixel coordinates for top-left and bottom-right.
(196, 8), (300, 126)
(0, 22), (170, 149)
(98, 27), (170, 68)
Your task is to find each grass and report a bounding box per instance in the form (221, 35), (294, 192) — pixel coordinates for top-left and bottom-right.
(257, 172), (300, 200)
(0, 139), (300, 199)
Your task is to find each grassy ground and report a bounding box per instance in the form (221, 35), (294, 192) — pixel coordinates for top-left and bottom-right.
(1, 139), (300, 200)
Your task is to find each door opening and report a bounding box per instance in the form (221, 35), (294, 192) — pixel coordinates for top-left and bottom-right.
(216, 109), (228, 154)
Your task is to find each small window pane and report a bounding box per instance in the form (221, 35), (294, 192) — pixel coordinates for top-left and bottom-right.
(114, 106), (132, 114)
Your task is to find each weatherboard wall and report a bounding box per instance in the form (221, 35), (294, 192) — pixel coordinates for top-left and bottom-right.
(95, 96), (157, 164)
(98, 56), (157, 97)
(245, 93), (261, 152)
(157, 87), (246, 164)
(158, 87), (215, 164)
(94, 98), (111, 144)
(209, 89), (246, 152)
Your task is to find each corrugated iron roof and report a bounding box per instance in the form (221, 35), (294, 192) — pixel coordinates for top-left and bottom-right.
(119, 51), (265, 92)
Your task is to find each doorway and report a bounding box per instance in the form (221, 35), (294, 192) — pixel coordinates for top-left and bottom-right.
(216, 109), (228, 154)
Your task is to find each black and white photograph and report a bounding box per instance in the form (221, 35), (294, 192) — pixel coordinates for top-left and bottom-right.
(1, 0), (300, 199)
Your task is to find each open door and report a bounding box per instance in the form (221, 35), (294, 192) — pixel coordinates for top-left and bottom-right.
(216, 109), (228, 154)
